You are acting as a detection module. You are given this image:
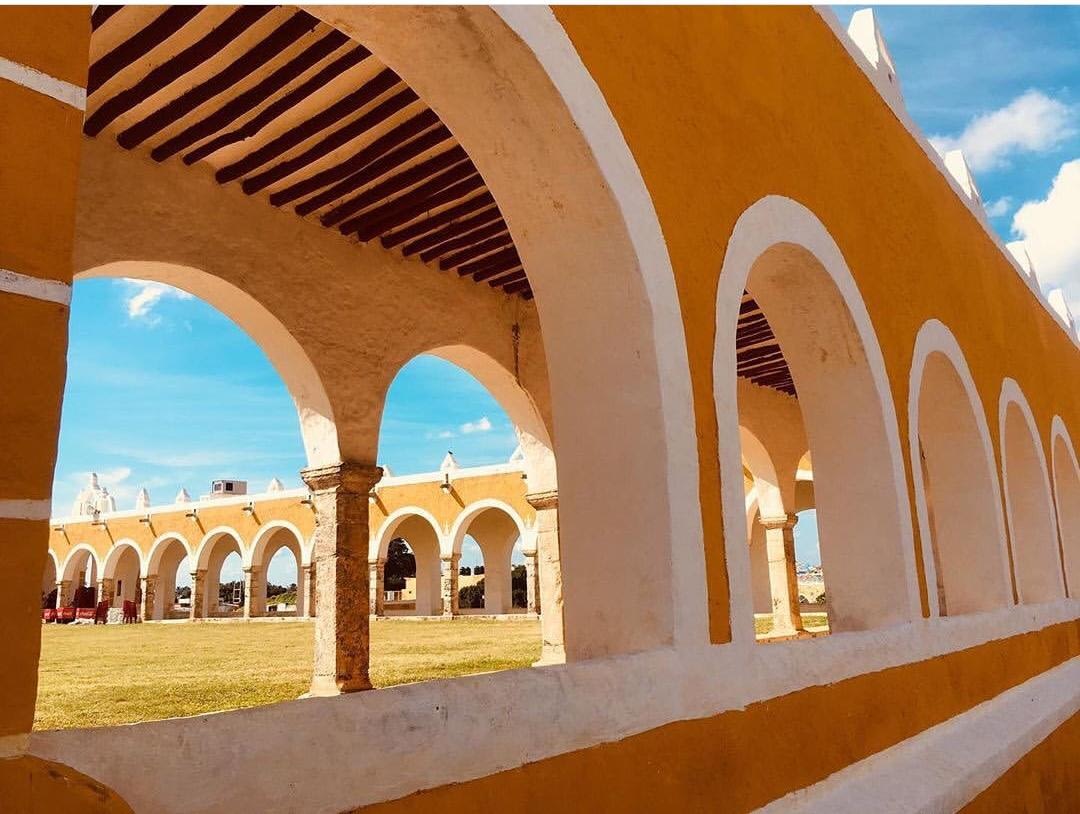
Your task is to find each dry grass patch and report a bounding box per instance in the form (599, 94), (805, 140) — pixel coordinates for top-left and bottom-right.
(35, 618), (540, 731)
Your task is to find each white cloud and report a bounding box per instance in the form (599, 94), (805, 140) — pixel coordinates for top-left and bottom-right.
(1012, 159), (1080, 295)
(460, 416), (493, 434)
(424, 429), (456, 440)
(930, 90), (1076, 172)
(119, 279), (192, 324)
(983, 196), (1013, 218)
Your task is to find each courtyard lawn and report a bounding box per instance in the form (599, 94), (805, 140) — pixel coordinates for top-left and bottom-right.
(754, 612), (830, 637)
(35, 618), (540, 731)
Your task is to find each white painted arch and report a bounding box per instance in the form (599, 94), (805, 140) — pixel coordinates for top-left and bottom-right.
(447, 498), (529, 560)
(908, 319), (1013, 616)
(61, 543), (101, 584)
(1049, 416), (1080, 597)
(101, 539), (142, 580)
(144, 532), (194, 579)
(372, 507), (445, 562)
(998, 378), (1066, 603)
(311, 4), (705, 657)
(714, 195), (919, 645)
(246, 520), (310, 569)
(194, 526), (245, 572)
(76, 261), (338, 468)
(42, 551), (60, 594)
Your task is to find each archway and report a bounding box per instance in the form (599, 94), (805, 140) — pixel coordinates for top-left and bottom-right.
(42, 552), (59, 610)
(145, 535), (192, 621)
(450, 502), (526, 615)
(1051, 418), (1080, 595)
(102, 542), (142, 609)
(374, 511), (442, 617)
(909, 321), (1012, 615)
(195, 529), (245, 619)
(61, 545), (100, 607)
(999, 380), (1065, 603)
(715, 196), (918, 641)
(249, 524), (306, 617)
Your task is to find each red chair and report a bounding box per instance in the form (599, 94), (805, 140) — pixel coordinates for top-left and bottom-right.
(76, 607), (96, 622)
(122, 600), (138, 624)
(58, 606), (76, 624)
(93, 601), (109, 624)
(42, 608), (57, 623)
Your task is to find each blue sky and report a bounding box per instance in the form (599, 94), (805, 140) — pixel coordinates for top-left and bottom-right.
(56, 8), (1080, 581)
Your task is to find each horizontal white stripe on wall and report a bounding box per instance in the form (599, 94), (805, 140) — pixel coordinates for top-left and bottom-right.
(0, 268), (73, 306)
(0, 499), (53, 521)
(0, 56), (86, 110)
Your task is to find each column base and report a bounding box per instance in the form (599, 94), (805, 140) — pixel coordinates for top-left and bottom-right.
(307, 674), (372, 697)
(533, 643), (566, 667)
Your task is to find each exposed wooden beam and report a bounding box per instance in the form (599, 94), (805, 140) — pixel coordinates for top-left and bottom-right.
(340, 170), (483, 238)
(418, 220), (507, 263)
(487, 269), (527, 288)
(241, 87), (419, 193)
(504, 279), (532, 296)
(91, 5), (124, 31)
(472, 258), (522, 283)
(218, 67), (401, 184)
(461, 248), (520, 280)
(118, 12), (321, 150)
(378, 192), (495, 249)
(88, 6), (205, 95)
(277, 112), (442, 209)
(317, 145), (468, 225)
(182, 44), (369, 165)
(84, 6), (273, 137)
(401, 206), (501, 256)
(437, 234), (512, 271)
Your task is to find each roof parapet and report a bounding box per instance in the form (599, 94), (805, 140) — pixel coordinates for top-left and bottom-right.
(1005, 241), (1040, 287)
(942, 150), (982, 205)
(1048, 289), (1075, 332)
(847, 9), (904, 111)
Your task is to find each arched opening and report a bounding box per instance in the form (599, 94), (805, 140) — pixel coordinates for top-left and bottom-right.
(42, 554), (58, 610)
(145, 536), (192, 621)
(716, 197), (917, 641)
(909, 322), (1012, 615)
(1051, 420), (1080, 595)
(375, 513), (442, 617)
(196, 530), (245, 619)
(451, 504), (525, 616)
(61, 547), (100, 609)
(102, 543), (142, 610)
(1000, 381), (1066, 603)
(249, 525), (306, 617)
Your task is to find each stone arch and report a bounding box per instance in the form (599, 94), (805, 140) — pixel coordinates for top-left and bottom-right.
(75, 261), (338, 468)
(145, 533), (193, 621)
(248, 522), (307, 617)
(195, 527), (245, 618)
(908, 320), (1012, 615)
(999, 379), (1066, 603)
(449, 500), (527, 614)
(61, 544), (100, 585)
(315, 6), (703, 656)
(374, 508), (443, 617)
(1050, 417), (1080, 596)
(102, 540), (143, 608)
(739, 426), (785, 519)
(714, 195), (918, 641)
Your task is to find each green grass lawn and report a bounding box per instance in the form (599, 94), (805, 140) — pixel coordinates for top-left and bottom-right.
(35, 618), (540, 731)
(754, 613), (830, 636)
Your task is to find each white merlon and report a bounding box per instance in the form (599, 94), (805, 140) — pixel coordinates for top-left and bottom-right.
(266, 477), (285, 492)
(509, 445), (526, 464)
(1005, 241), (1039, 285)
(174, 487), (192, 504)
(134, 488), (150, 511)
(942, 150), (982, 205)
(1047, 289), (1074, 330)
(846, 9), (903, 110)
(439, 451), (460, 472)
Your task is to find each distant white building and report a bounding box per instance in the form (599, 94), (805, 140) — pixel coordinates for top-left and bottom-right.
(70, 472), (117, 516)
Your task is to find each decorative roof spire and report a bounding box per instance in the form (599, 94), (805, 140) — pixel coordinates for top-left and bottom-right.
(135, 488), (151, 510)
(440, 451), (460, 472)
(942, 150), (982, 204)
(847, 9), (904, 110)
(509, 445), (526, 464)
(175, 487), (191, 504)
(1006, 241), (1040, 285)
(1048, 289), (1075, 331)
(267, 477), (285, 492)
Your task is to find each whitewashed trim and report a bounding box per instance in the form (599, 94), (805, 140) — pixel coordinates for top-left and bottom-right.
(0, 268), (72, 306)
(0, 498), (52, 521)
(0, 56), (86, 110)
(756, 656), (1080, 813)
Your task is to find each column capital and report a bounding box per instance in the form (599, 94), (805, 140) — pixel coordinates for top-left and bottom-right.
(759, 513), (798, 531)
(368, 557), (386, 567)
(242, 565), (255, 575)
(441, 551), (461, 564)
(525, 489), (558, 511)
(301, 461), (383, 494)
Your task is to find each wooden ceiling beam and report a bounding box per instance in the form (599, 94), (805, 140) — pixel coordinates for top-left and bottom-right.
(343, 172), (484, 239)
(242, 86), (419, 193)
(216, 66), (399, 183)
(91, 5), (124, 31)
(503, 279), (532, 296)
(401, 206), (501, 256)
(278, 112), (442, 209)
(315, 145), (468, 225)
(119, 11), (321, 149)
(85, 6), (273, 137)
(487, 269), (527, 288)
(378, 192), (495, 249)
(437, 234), (512, 270)
(88, 6), (205, 95)
(461, 248), (519, 279)
(154, 30), (349, 162)
(183, 44), (369, 165)
(418, 219), (507, 263)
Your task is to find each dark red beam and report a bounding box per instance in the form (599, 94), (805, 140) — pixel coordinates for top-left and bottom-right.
(88, 6), (205, 95)
(378, 192), (495, 249)
(437, 234), (512, 271)
(418, 220), (507, 263)
(341, 171), (484, 240)
(401, 206), (501, 256)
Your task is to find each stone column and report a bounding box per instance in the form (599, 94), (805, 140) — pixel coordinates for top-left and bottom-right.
(301, 461), (382, 696)
(368, 559), (385, 617)
(300, 564), (316, 618)
(759, 513), (804, 637)
(189, 569), (206, 621)
(521, 548), (540, 615)
(55, 581), (68, 609)
(526, 490), (565, 665)
(97, 577), (115, 608)
(141, 575), (157, 621)
(440, 553), (460, 618)
(243, 566), (262, 619)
